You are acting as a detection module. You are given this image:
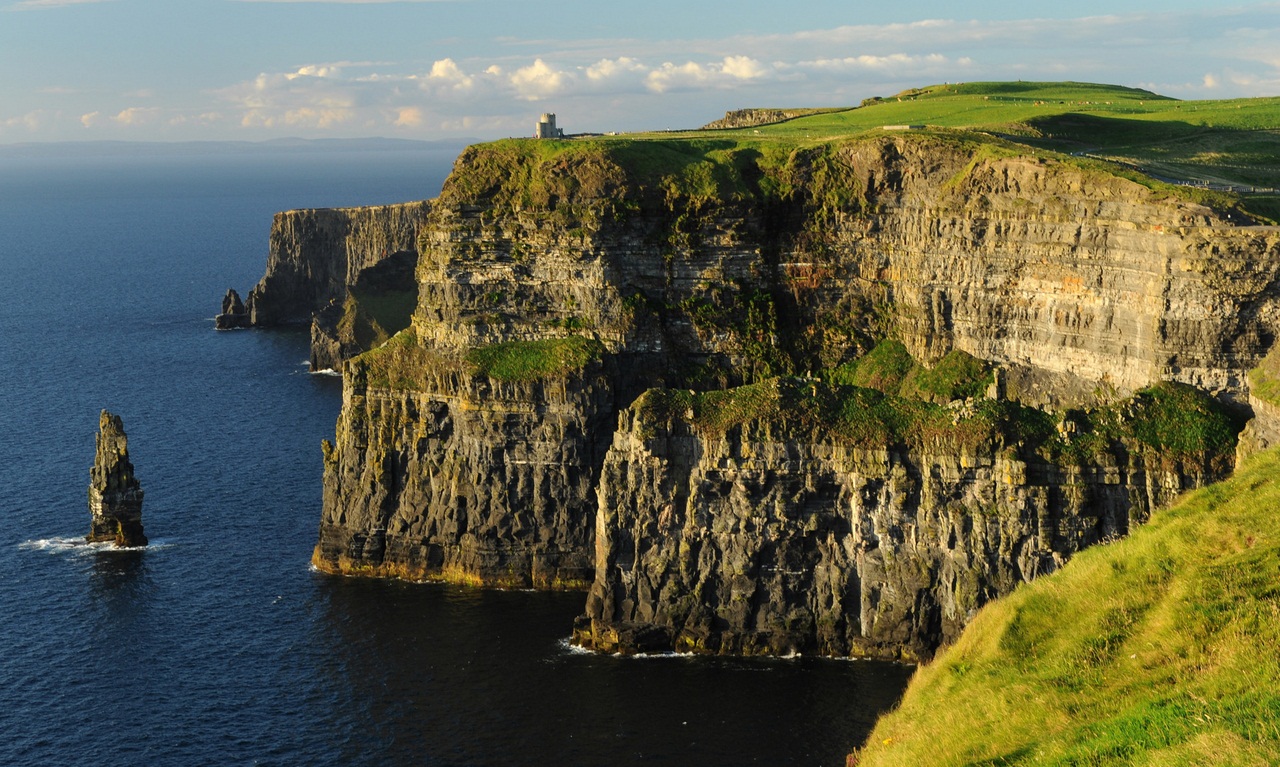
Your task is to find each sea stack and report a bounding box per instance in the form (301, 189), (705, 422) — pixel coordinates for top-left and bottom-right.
(87, 410), (147, 547)
(215, 288), (251, 329)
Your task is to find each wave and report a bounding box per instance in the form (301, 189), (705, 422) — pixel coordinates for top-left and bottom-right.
(18, 536), (175, 555)
(553, 637), (688, 660)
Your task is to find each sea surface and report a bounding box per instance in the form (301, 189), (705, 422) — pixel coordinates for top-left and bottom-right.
(0, 142), (911, 767)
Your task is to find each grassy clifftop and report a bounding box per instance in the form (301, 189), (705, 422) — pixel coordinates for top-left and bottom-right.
(437, 81), (1280, 225)
(853, 446), (1280, 766)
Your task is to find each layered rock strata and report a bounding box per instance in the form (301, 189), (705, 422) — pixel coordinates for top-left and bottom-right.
(572, 383), (1230, 660)
(315, 348), (613, 588)
(87, 410), (147, 547)
(308, 133), (1279, 656)
(246, 201), (430, 327)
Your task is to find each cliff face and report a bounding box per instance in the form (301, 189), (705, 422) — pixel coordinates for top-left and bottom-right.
(311, 134), (1279, 657)
(314, 340), (613, 588)
(572, 383), (1227, 660)
(240, 201), (430, 369)
(406, 138), (1280, 407)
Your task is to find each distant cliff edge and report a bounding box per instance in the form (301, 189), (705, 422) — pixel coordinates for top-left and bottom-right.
(227, 200), (430, 371)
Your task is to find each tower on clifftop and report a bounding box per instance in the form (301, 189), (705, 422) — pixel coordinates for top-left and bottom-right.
(535, 113), (564, 139)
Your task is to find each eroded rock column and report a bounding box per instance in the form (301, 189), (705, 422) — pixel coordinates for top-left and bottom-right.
(87, 410), (147, 547)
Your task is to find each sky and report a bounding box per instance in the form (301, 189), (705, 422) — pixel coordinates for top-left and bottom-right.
(2, 0), (1279, 143)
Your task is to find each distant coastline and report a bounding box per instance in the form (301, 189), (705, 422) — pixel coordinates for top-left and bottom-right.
(0, 137), (477, 159)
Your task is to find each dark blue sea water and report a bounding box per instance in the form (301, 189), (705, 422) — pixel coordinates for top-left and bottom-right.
(0, 143), (911, 767)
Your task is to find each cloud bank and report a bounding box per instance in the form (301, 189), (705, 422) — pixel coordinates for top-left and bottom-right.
(2, 6), (1277, 139)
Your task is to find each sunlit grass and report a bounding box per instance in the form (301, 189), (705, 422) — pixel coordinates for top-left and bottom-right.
(854, 447), (1280, 766)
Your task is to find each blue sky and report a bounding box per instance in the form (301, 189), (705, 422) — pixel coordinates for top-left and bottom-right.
(2, 0), (1278, 143)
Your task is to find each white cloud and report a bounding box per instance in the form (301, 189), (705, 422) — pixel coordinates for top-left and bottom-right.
(111, 106), (161, 125)
(721, 56), (768, 80)
(424, 58), (474, 90)
(392, 106), (424, 126)
(509, 59), (569, 100)
(2, 109), (51, 130)
(646, 56), (775, 93)
(50, 4), (1271, 140)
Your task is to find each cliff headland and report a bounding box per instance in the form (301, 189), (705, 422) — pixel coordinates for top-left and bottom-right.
(234, 81), (1280, 663)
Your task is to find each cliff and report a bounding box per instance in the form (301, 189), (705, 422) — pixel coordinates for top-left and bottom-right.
(572, 377), (1235, 660)
(236, 201), (430, 369)
(307, 130), (1279, 657)
(314, 333), (612, 588)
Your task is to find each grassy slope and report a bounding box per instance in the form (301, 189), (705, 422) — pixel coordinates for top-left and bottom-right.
(723, 81), (1280, 194)
(446, 82), (1280, 224)
(854, 446), (1280, 767)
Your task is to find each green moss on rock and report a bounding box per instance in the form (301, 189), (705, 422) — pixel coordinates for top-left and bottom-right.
(465, 336), (604, 382)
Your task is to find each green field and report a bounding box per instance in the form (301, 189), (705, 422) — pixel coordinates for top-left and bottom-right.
(853, 444), (1280, 766)
(464, 81), (1280, 223)
(697, 81), (1280, 191)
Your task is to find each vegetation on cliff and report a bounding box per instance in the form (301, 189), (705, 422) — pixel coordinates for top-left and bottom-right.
(1247, 344), (1280, 408)
(346, 329), (605, 389)
(632, 343), (1240, 468)
(465, 336), (604, 382)
(854, 446), (1280, 766)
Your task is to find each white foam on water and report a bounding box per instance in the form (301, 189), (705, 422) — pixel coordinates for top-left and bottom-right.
(556, 637), (595, 656)
(18, 536), (175, 555)
(18, 536), (90, 554)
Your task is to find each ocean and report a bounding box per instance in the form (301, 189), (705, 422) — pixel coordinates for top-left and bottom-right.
(0, 142), (910, 767)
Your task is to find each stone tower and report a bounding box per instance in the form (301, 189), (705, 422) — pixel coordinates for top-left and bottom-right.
(87, 410), (147, 547)
(535, 113), (564, 139)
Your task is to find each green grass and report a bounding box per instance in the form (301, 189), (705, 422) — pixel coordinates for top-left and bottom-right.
(348, 331), (605, 389)
(899, 349), (993, 404)
(338, 286), (418, 352)
(437, 82), (1280, 231)
(465, 336), (604, 382)
(853, 446), (1280, 766)
(830, 339), (915, 393)
(347, 328), (456, 390)
(1248, 344), (1280, 408)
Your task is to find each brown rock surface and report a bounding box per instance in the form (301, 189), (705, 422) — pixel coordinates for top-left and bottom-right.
(87, 410), (147, 547)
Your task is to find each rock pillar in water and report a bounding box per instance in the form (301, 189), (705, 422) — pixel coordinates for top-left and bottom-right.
(87, 410), (147, 547)
(215, 288), (251, 329)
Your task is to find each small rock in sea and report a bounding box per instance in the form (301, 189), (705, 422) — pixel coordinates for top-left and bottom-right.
(215, 287), (251, 329)
(87, 410), (147, 547)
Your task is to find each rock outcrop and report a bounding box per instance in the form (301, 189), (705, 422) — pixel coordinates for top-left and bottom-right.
(701, 108), (845, 130)
(87, 410), (147, 547)
(214, 288), (251, 329)
(301, 133), (1279, 658)
(220, 200), (430, 369)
